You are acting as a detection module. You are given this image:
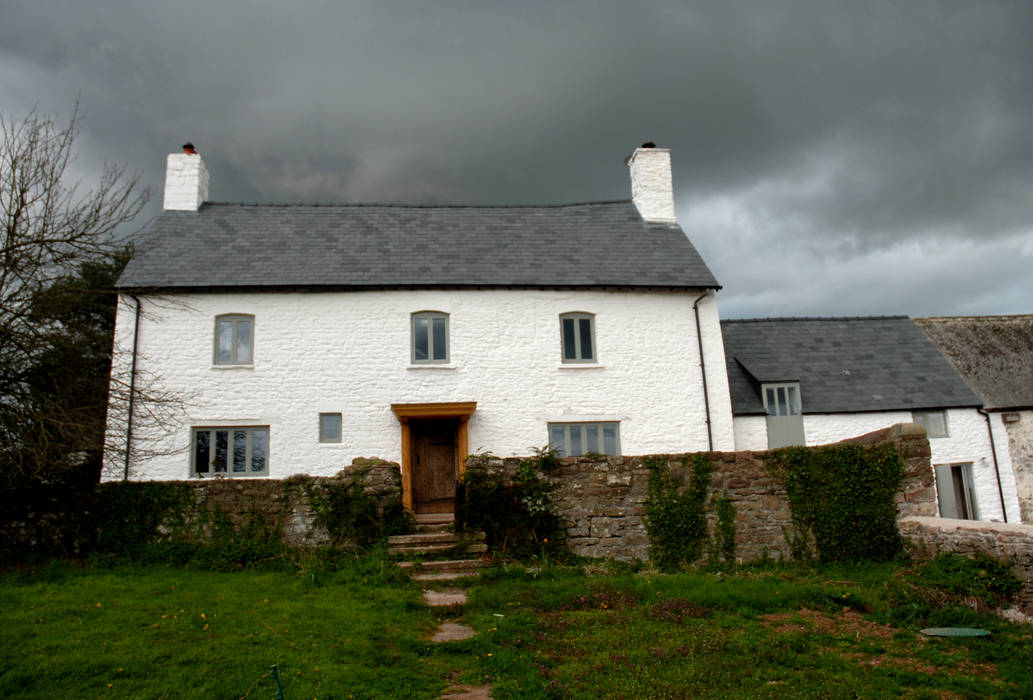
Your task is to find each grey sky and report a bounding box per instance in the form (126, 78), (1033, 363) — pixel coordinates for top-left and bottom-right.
(2, 1), (1031, 318)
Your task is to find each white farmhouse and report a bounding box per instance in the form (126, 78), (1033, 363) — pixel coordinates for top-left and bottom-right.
(104, 144), (736, 514)
(916, 315), (1033, 523)
(721, 316), (1022, 523)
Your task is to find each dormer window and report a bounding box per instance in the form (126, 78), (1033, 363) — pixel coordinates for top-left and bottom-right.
(762, 382), (805, 448)
(560, 312), (596, 363)
(412, 311), (449, 364)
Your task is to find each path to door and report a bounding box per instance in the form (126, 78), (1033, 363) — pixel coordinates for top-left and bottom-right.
(425, 586), (493, 700)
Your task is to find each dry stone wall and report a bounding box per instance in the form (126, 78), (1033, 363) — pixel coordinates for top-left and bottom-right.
(486, 423), (935, 562)
(899, 516), (1033, 614)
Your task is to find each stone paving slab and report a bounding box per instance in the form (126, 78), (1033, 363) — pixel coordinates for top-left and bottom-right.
(424, 589), (469, 607)
(441, 684), (493, 699)
(431, 622), (477, 642)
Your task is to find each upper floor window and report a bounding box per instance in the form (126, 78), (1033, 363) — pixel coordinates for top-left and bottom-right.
(412, 311), (449, 363)
(214, 314), (254, 365)
(560, 312), (596, 363)
(193, 426), (269, 476)
(913, 410), (949, 438)
(549, 421), (620, 457)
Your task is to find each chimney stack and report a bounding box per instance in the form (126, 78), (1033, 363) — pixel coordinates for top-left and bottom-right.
(627, 143), (677, 224)
(162, 142), (209, 210)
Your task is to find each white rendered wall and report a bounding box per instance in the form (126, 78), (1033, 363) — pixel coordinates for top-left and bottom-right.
(103, 288), (735, 482)
(731, 409), (1020, 522)
(628, 148), (677, 223)
(1001, 409), (1033, 523)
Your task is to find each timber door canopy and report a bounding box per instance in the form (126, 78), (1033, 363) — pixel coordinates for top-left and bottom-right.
(391, 402), (477, 512)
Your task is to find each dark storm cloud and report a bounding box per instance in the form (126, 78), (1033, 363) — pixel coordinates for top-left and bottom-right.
(1, 1), (1031, 316)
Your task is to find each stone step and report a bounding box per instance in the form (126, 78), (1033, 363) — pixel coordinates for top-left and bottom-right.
(397, 558), (486, 573)
(388, 531), (484, 546)
(413, 570), (480, 582)
(390, 542), (489, 556)
(414, 513), (455, 525)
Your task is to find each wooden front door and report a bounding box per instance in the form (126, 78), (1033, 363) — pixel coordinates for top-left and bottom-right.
(411, 419), (459, 514)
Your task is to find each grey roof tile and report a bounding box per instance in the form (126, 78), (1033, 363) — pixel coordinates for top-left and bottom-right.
(720, 316), (982, 415)
(118, 201), (719, 290)
(915, 315), (1033, 410)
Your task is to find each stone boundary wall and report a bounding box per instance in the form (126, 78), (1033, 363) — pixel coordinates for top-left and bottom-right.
(131, 460), (402, 547)
(899, 516), (1033, 614)
(489, 423), (935, 562)
(1, 460), (402, 557)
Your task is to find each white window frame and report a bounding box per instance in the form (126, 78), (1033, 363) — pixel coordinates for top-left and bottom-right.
(560, 312), (597, 363)
(548, 421), (620, 457)
(319, 413), (342, 443)
(192, 426), (269, 476)
(411, 311), (449, 364)
(762, 383), (802, 417)
(913, 410), (949, 438)
(214, 314), (254, 366)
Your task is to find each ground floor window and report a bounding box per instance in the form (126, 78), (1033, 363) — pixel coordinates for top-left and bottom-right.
(193, 426), (269, 476)
(548, 422), (620, 457)
(934, 462), (977, 520)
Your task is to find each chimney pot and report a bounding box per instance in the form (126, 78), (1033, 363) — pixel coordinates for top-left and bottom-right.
(182, 142), (197, 155)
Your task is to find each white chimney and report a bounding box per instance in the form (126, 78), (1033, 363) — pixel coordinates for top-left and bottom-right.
(628, 143), (677, 224)
(162, 143), (209, 210)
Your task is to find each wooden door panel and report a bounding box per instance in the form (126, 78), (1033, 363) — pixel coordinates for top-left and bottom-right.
(412, 420), (458, 513)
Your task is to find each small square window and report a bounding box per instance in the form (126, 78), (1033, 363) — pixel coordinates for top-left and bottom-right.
(560, 313), (596, 363)
(548, 422), (620, 457)
(214, 314), (254, 365)
(192, 426), (268, 476)
(913, 410), (949, 438)
(412, 312), (449, 363)
(319, 413), (342, 443)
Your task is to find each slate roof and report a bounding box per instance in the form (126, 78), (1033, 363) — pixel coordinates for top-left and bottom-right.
(915, 315), (1033, 411)
(117, 201), (719, 291)
(720, 316), (982, 415)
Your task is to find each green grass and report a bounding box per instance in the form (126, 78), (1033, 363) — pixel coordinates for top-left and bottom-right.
(2, 557), (1031, 699)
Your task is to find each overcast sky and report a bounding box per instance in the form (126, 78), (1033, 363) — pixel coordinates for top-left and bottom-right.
(2, 1), (1031, 318)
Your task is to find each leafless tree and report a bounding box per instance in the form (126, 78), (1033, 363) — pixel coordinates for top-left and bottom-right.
(0, 104), (149, 487)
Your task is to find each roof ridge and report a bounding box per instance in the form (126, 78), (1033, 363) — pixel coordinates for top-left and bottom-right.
(198, 199), (634, 210)
(915, 314), (1033, 322)
(721, 315), (909, 324)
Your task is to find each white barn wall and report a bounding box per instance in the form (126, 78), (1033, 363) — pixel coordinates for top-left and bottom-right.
(104, 288), (735, 482)
(732, 409), (1020, 523)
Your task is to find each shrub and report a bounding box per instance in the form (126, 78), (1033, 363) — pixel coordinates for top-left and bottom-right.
(456, 450), (562, 557)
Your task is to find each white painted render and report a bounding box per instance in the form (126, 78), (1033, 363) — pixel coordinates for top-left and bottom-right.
(162, 153), (209, 210)
(732, 410), (1021, 523)
(628, 148), (677, 223)
(1000, 409), (1033, 522)
(104, 288), (735, 482)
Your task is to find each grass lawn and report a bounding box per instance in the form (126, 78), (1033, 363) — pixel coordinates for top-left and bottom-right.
(1, 556), (1031, 698)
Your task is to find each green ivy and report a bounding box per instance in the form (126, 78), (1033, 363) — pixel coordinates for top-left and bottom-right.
(767, 443), (904, 562)
(456, 449), (562, 557)
(644, 454), (712, 571)
(303, 471), (411, 547)
(711, 494), (736, 566)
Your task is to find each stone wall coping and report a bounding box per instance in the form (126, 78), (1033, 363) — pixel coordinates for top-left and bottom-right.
(900, 516), (1033, 535)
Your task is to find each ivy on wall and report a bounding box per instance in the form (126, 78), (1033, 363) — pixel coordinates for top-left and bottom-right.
(767, 443), (904, 562)
(644, 454), (713, 570)
(88, 472), (410, 568)
(456, 449), (562, 557)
